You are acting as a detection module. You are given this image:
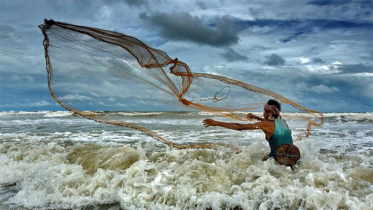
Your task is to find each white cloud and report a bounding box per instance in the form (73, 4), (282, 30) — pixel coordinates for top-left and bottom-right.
(332, 61), (342, 65)
(59, 94), (93, 101)
(1, 100), (53, 108)
(29, 101), (51, 107)
(100, 5), (112, 19)
(115, 103), (129, 107)
(321, 65), (330, 70)
(98, 101), (110, 106)
(11, 75), (22, 82)
(300, 65), (340, 74)
(24, 75), (35, 82)
(300, 57), (310, 64)
(310, 84), (340, 94)
(10, 75), (35, 83)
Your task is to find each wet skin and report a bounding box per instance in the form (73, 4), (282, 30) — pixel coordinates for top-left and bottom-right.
(203, 108), (276, 139)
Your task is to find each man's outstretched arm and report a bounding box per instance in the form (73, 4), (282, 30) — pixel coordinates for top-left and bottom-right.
(203, 119), (263, 131)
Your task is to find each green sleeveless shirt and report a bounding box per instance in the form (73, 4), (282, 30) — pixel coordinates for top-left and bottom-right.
(267, 118), (293, 156)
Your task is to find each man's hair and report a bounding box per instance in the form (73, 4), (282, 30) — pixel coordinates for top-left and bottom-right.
(267, 99), (281, 111)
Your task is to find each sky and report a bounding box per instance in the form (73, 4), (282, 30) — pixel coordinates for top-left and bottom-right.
(0, 0), (372, 112)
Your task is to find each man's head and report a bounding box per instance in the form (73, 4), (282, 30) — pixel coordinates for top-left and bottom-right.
(267, 99), (281, 111)
(263, 99), (281, 120)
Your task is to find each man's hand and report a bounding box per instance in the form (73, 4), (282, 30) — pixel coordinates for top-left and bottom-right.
(203, 119), (216, 127)
(246, 113), (257, 121)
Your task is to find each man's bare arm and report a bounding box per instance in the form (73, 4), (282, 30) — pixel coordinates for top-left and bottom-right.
(203, 119), (263, 131)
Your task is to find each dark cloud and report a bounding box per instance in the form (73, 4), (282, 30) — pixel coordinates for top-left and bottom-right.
(233, 65), (372, 111)
(315, 20), (373, 29)
(335, 64), (373, 74)
(220, 48), (248, 62)
(139, 12), (239, 47)
(104, 0), (148, 7)
(241, 66), (373, 111)
(308, 0), (372, 7)
(312, 58), (326, 63)
(264, 54), (285, 66)
(195, 1), (207, 10)
(307, 0), (351, 6)
(304, 73), (373, 108)
(281, 30), (311, 43)
(360, 52), (373, 61)
(0, 0), (372, 112)
(235, 19), (372, 32)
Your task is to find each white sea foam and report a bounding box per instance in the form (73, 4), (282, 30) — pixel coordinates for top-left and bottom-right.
(0, 141), (372, 209)
(0, 112), (372, 209)
(43, 111), (73, 118)
(18, 111), (50, 115)
(0, 118), (90, 126)
(116, 112), (165, 116)
(0, 111), (45, 116)
(197, 111), (220, 116)
(196, 111), (373, 122)
(0, 111), (70, 117)
(0, 131), (146, 146)
(283, 112), (373, 121)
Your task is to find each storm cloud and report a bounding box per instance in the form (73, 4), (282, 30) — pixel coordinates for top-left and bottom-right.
(139, 12), (239, 47)
(0, 0), (372, 111)
(335, 64), (373, 74)
(264, 54), (286, 66)
(220, 48), (248, 62)
(312, 58), (326, 63)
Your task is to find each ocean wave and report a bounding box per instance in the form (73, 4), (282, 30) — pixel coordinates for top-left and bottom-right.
(0, 111), (73, 117)
(281, 112), (373, 122)
(1, 111), (372, 120)
(0, 118), (89, 126)
(0, 111), (49, 116)
(115, 112), (165, 116)
(0, 141), (372, 209)
(43, 111), (73, 118)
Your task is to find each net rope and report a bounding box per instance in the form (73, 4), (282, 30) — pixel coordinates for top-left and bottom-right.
(39, 19), (324, 151)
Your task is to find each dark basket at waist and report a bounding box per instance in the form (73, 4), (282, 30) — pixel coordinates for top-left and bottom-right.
(271, 144), (301, 168)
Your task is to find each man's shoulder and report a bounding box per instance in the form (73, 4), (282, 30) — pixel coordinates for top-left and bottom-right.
(254, 120), (274, 128)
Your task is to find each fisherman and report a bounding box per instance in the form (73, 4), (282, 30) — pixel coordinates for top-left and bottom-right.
(203, 99), (300, 168)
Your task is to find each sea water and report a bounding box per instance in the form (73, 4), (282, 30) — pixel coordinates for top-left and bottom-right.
(0, 111), (372, 209)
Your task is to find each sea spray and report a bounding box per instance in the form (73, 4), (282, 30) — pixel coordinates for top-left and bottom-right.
(0, 112), (372, 209)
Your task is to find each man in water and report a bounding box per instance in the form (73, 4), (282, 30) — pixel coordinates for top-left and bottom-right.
(203, 99), (300, 167)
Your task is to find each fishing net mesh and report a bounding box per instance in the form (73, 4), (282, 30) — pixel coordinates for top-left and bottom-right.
(39, 19), (324, 151)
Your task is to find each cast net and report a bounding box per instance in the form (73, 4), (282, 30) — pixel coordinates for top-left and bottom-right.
(39, 19), (324, 151)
